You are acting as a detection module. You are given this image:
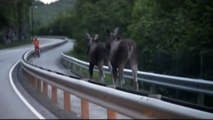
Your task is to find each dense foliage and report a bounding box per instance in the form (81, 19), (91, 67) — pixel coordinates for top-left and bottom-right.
(38, 0), (213, 80)
(0, 0), (32, 46)
(32, 0), (75, 32)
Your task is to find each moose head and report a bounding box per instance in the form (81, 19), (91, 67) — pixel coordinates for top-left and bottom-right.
(86, 33), (99, 46)
(106, 27), (119, 41)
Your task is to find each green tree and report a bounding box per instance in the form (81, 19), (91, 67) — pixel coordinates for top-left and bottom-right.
(0, 0), (32, 46)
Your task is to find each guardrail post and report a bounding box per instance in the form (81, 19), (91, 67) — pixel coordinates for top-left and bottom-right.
(52, 86), (57, 103)
(64, 91), (71, 112)
(81, 99), (89, 119)
(43, 82), (48, 96)
(29, 75), (33, 84)
(34, 78), (37, 88)
(62, 59), (66, 67)
(79, 67), (82, 74)
(37, 80), (41, 92)
(144, 108), (152, 117)
(69, 63), (73, 72)
(197, 93), (204, 105)
(107, 109), (116, 119)
(24, 71), (34, 84)
(66, 59), (69, 66)
(150, 84), (156, 94)
(72, 63), (76, 73)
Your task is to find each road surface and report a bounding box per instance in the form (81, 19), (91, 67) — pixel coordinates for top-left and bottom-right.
(0, 39), (58, 119)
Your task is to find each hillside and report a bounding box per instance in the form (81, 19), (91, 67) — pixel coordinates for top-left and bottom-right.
(33, 0), (76, 30)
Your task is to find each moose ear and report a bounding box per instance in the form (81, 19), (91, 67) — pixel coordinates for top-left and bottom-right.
(85, 32), (92, 40)
(114, 27), (119, 35)
(94, 34), (99, 41)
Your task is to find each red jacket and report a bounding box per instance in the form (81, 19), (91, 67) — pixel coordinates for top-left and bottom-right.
(33, 39), (39, 48)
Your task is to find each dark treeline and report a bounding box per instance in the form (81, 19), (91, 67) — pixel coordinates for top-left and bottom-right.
(0, 0), (32, 46)
(32, 0), (76, 32)
(38, 0), (213, 80)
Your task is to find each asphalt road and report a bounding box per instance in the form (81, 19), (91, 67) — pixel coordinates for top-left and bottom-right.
(0, 38), (60, 119)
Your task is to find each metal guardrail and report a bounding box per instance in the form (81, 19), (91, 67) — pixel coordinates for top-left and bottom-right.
(61, 52), (213, 106)
(20, 37), (213, 119)
(36, 36), (70, 40)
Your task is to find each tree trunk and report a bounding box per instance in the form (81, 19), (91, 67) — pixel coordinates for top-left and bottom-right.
(17, 1), (24, 41)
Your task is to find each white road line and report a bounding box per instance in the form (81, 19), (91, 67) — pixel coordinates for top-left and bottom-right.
(9, 60), (45, 119)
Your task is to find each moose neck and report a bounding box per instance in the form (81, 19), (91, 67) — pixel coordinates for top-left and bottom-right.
(88, 42), (97, 53)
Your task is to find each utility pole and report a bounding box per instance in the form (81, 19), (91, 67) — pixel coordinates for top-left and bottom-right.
(31, 5), (37, 38)
(31, 6), (33, 37)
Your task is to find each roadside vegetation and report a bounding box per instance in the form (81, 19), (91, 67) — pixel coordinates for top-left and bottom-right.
(0, 0), (32, 49)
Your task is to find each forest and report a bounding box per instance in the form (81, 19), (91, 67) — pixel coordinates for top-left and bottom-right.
(0, 0), (32, 46)
(32, 0), (75, 32)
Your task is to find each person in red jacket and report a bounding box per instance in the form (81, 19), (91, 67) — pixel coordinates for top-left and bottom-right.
(33, 36), (40, 57)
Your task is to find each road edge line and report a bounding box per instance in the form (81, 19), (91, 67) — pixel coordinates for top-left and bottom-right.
(9, 60), (45, 119)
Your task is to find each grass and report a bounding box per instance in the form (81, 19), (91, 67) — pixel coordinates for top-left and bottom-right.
(65, 49), (87, 61)
(73, 64), (113, 85)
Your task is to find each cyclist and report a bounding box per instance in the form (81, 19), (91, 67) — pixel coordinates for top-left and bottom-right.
(33, 36), (40, 57)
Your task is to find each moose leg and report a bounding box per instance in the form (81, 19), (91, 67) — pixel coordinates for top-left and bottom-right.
(108, 61), (115, 84)
(130, 61), (138, 91)
(98, 62), (104, 83)
(112, 67), (118, 86)
(132, 65), (138, 91)
(118, 65), (124, 87)
(89, 63), (94, 79)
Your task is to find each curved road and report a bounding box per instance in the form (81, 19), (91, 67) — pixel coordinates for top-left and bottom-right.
(28, 37), (75, 76)
(0, 38), (62, 119)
